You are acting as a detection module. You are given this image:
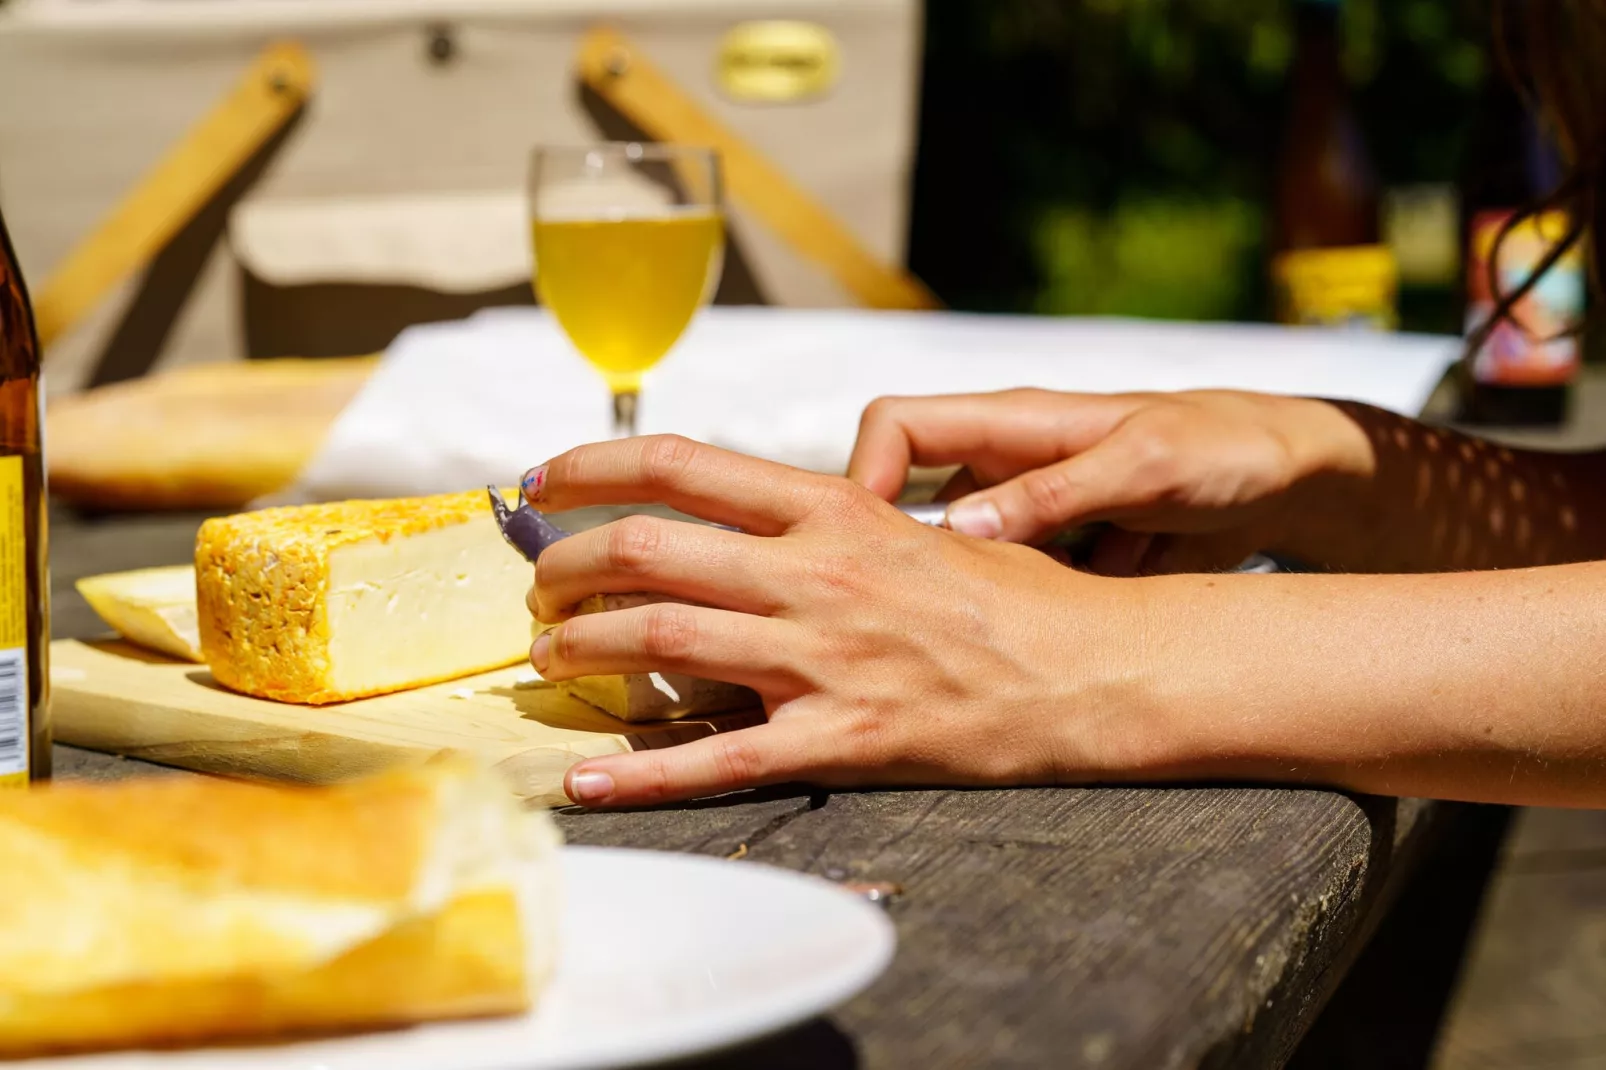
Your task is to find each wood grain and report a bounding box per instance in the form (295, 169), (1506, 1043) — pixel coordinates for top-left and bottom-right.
(49, 638), (757, 806)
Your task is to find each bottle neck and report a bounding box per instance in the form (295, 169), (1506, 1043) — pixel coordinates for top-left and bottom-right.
(1291, 0), (1345, 98)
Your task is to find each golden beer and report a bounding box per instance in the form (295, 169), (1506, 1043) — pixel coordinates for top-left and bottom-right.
(532, 211), (723, 393)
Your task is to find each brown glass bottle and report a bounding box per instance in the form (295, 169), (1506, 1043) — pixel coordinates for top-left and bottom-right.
(1457, 26), (1581, 428)
(0, 202), (50, 786)
(1270, 0), (1398, 329)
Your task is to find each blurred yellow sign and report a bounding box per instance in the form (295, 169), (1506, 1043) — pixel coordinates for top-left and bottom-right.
(717, 21), (841, 103)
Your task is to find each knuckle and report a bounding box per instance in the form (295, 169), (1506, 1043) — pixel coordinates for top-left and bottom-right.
(859, 394), (907, 428)
(605, 515), (666, 577)
(636, 434), (700, 488)
(1018, 467), (1077, 519)
(1123, 431), (1184, 497)
(639, 755), (676, 804)
(709, 734), (768, 787)
(550, 621), (580, 664)
(640, 604), (699, 662)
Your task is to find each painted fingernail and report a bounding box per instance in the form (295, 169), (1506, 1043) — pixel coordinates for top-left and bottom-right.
(521, 465), (548, 503)
(530, 633), (551, 673)
(946, 499), (1004, 539)
(568, 769), (615, 805)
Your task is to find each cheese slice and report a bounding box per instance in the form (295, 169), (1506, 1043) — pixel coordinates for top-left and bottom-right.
(76, 565), (203, 662)
(196, 490), (533, 704)
(535, 592), (761, 723)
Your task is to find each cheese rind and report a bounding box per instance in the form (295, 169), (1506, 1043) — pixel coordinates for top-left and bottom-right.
(196, 491), (532, 704)
(536, 593), (762, 722)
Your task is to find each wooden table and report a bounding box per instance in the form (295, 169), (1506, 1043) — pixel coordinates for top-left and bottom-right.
(46, 501), (1515, 1070)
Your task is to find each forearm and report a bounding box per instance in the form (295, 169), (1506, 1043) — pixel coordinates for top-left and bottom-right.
(1123, 563), (1606, 807)
(1277, 401), (1606, 573)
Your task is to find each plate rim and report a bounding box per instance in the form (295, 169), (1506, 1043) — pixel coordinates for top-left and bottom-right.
(539, 843), (898, 1069)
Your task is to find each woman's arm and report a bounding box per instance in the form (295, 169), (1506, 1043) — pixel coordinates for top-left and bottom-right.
(522, 436), (1606, 810)
(1132, 560), (1606, 808)
(1281, 402), (1606, 573)
(845, 390), (1606, 576)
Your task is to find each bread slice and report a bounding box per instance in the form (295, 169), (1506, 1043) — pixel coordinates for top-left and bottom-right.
(196, 490), (532, 704)
(0, 759), (560, 1056)
(46, 357), (375, 512)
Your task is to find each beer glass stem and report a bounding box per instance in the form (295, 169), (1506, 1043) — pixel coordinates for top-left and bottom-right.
(612, 390), (640, 439)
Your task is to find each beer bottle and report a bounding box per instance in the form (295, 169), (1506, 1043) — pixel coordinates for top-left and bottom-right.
(0, 202), (50, 786)
(1270, 0), (1398, 330)
(1458, 28), (1583, 427)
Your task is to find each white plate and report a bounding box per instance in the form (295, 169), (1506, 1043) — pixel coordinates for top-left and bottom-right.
(22, 847), (897, 1070)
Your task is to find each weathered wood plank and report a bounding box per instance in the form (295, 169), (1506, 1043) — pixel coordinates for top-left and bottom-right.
(549, 785), (1430, 1070)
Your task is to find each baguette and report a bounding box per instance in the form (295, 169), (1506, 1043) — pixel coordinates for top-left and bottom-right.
(0, 759), (560, 1056)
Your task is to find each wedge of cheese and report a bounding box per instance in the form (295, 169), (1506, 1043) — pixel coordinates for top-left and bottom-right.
(196, 490), (533, 704)
(76, 565), (203, 662)
(0, 758), (561, 1057)
(535, 592), (762, 723)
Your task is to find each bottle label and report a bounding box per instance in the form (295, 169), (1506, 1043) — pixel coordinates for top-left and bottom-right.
(1467, 209), (1584, 386)
(1272, 244), (1399, 329)
(0, 456), (26, 788)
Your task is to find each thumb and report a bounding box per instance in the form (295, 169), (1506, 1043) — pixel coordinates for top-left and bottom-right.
(944, 443), (1160, 545)
(563, 720), (818, 807)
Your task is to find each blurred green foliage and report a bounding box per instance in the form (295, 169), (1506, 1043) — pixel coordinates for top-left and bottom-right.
(907, 0), (1491, 330)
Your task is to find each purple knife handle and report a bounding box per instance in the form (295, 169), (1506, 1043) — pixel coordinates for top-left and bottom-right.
(487, 486), (571, 563)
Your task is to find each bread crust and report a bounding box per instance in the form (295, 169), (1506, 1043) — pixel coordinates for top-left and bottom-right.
(0, 763), (552, 1057)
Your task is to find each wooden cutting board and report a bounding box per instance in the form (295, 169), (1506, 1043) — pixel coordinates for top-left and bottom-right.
(48, 638), (760, 805)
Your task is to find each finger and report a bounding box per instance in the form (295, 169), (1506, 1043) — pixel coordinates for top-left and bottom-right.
(523, 435), (832, 535)
(847, 391), (1137, 500)
(532, 601), (805, 696)
(529, 515), (782, 622)
(563, 718), (832, 807)
(945, 429), (1175, 544)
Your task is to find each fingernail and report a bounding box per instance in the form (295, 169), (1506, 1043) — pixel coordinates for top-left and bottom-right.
(521, 465), (548, 503)
(946, 499), (1004, 539)
(530, 633), (551, 673)
(568, 769), (615, 804)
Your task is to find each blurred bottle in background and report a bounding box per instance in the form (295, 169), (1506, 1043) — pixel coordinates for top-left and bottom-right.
(0, 203), (50, 786)
(1270, 0), (1398, 331)
(1458, 21), (1584, 427)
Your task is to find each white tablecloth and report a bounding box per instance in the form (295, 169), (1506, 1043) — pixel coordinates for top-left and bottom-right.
(277, 306), (1460, 503)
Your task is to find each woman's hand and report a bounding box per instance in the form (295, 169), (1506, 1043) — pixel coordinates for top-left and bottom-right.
(523, 435), (1164, 808)
(848, 389), (1377, 575)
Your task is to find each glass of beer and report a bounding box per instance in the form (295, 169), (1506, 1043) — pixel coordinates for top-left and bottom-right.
(528, 143), (724, 438)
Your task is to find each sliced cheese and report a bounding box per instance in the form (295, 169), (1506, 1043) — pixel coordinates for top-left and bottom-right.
(536, 592), (761, 723)
(196, 491), (533, 704)
(75, 565), (204, 662)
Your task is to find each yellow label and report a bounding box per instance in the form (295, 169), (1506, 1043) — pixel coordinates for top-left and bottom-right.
(0, 454), (28, 788)
(716, 21), (841, 103)
(1273, 244), (1399, 330)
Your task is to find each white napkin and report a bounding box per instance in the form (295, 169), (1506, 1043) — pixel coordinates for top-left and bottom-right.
(278, 306), (1460, 503)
